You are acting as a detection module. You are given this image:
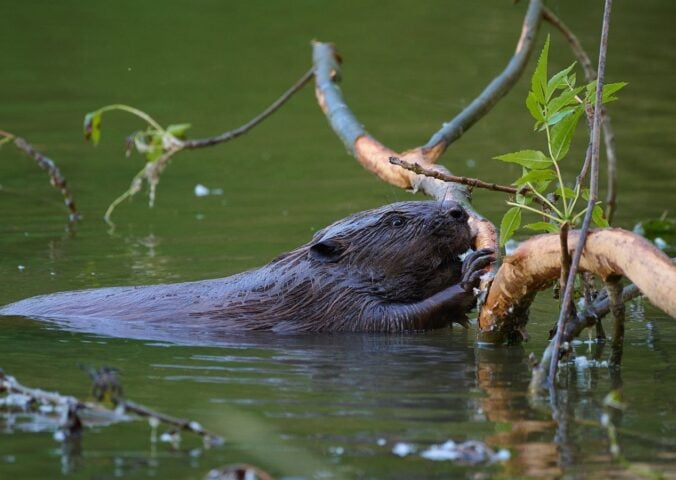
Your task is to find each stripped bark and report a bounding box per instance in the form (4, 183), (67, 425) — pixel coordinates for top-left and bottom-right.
(312, 0), (543, 254)
(477, 229), (676, 344)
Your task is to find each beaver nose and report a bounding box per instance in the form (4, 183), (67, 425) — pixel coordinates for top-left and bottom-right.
(448, 205), (468, 222)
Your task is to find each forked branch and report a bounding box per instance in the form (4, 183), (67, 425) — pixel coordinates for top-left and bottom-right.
(312, 0), (543, 252)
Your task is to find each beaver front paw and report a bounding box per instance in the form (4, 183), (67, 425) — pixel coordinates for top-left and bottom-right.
(460, 248), (495, 293)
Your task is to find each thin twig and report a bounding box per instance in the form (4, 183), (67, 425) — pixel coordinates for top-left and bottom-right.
(544, 6), (620, 224)
(102, 68), (314, 225)
(559, 222), (571, 295)
(0, 131), (80, 222)
(311, 0), (542, 197)
(183, 68), (314, 149)
(423, 0), (543, 152)
(389, 157), (520, 195)
(390, 156), (552, 210)
(548, 0), (613, 385)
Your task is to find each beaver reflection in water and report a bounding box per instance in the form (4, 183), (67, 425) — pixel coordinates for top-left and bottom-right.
(1, 201), (495, 333)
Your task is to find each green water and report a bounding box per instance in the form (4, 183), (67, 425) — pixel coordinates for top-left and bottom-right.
(1, 1), (675, 478)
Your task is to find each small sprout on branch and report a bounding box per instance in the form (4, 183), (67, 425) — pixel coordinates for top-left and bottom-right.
(83, 104), (190, 225)
(83, 68), (313, 227)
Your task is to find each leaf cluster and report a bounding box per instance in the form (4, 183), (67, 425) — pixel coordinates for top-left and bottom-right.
(495, 36), (626, 246)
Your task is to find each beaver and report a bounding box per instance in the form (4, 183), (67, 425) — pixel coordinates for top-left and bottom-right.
(0, 201), (494, 333)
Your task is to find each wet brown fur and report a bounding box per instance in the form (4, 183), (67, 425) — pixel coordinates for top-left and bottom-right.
(1, 201), (482, 333)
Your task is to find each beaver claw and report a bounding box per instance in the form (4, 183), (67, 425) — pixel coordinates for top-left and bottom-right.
(460, 248), (495, 293)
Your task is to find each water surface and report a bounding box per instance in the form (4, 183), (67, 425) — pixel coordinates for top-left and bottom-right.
(1, 1), (675, 478)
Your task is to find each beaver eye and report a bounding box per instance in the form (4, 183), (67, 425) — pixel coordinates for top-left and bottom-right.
(389, 216), (406, 227)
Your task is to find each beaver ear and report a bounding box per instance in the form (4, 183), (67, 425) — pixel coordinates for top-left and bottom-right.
(309, 238), (347, 262)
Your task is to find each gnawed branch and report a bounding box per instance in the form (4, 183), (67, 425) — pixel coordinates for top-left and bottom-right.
(477, 229), (676, 344)
(0, 130), (80, 222)
(311, 0), (543, 253)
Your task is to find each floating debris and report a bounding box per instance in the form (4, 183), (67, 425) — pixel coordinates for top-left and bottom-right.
(573, 355), (609, 369)
(194, 184), (224, 197)
(393, 439), (510, 464)
(391, 442), (416, 457)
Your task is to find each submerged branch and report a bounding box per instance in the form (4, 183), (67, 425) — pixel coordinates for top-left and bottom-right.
(0, 369), (224, 446)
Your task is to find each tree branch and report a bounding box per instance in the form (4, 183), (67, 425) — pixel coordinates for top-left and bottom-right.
(544, 6), (620, 224)
(0, 369), (223, 446)
(478, 229), (676, 344)
(0, 131), (80, 222)
(312, 0), (543, 253)
(424, 0), (543, 152)
(182, 68), (314, 149)
(390, 156), (552, 211)
(548, 0), (613, 385)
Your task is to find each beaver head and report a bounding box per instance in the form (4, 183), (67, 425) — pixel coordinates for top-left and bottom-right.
(304, 200), (472, 303)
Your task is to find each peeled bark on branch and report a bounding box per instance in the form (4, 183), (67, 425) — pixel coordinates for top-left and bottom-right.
(311, 0), (543, 253)
(478, 229), (676, 344)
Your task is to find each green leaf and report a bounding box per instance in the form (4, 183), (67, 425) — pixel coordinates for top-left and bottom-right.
(532, 180), (553, 192)
(166, 123), (192, 138)
(500, 206), (522, 247)
(526, 91), (544, 126)
(546, 62), (576, 100)
(514, 169), (557, 186)
(550, 108), (583, 160)
(531, 35), (550, 104)
(547, 87), (584, 117)
(556, 186), (576, 199)
(592, 204), (609, 227)
(84, 111), (102, 146)
(566, 73), (577, 88)
(145, 146), (164, 162)
(546, 108), (575, 127)
(602, 82), (628, 102)
(585, 81), (628, 104)
(524, 221), (559, 233)
(515, 192), (533, 206)
(494, 150), (552, 170)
